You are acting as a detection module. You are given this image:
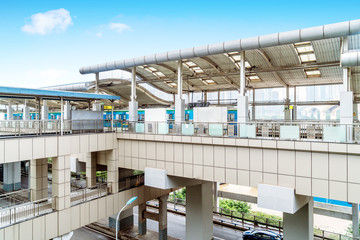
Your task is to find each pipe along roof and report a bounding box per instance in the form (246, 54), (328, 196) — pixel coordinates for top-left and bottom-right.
(80, 19), (360, 74)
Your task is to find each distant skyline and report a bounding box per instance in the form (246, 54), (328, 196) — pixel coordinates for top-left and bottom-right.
(0, 0), (359, 88)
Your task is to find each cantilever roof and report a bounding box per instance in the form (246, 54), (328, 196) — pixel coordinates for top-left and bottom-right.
(79, 19), (360, 94)
(0, 86), (121, 101)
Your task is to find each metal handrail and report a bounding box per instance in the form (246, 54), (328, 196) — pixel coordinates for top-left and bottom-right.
(117, 120), (360, 144)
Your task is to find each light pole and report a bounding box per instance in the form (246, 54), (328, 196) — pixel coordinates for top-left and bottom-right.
(116, 196), (138, 240)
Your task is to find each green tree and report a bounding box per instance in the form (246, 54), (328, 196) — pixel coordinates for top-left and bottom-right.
(219, 198), (251, 214)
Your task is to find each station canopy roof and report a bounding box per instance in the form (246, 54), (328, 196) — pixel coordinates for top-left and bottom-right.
(80, 20), (360, 95)
(0, 86), (120, 110)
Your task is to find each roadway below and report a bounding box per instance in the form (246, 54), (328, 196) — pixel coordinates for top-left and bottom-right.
(72, 206), (244, 240)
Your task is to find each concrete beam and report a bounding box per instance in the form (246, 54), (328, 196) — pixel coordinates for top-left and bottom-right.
(145, 168), (202, 190)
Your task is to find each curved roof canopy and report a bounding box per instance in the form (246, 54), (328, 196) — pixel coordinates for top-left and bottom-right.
(80, 20), (360, 94)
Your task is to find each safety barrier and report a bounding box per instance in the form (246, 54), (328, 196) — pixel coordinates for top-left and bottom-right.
(118, 121), (360, 144)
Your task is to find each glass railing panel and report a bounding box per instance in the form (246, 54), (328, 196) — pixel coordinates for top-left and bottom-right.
(157, 122), (169, 134)
(135, 123), (145, 133)
(323, 125), (346, 142)
(181, 123), (194, 135)
(280, 125), (300, 140)
(209, 124), (223, 136)
(240, 124), (256, 138)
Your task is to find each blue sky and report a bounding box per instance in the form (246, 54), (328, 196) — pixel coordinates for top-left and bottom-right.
(0, 0), (359, 88)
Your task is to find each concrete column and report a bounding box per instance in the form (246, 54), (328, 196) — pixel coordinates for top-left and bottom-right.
(175, 60), (185, 123)
(23, 100), (30, 120)
(213, 182), (219, 208)
(86, 152), (97, 188)
(106, 150), (119, 193)
(238, 51), (248, 123)
(30, 158), (48, 200)
(52, 156), (71, 210)
(41, 100), (49, 120)
(138, 203), (147, 235)
(283, 199), (314, 240)
(109, 208), (134, 231)
(186, 182), (213, 240)
(6, 100), (13, 120)
(158, 194), (168, 240)
(129, 67), (138, 122)
(284, 86), (291, 120)
(3, 162), (21, 192)
(352, 203), (359, 238)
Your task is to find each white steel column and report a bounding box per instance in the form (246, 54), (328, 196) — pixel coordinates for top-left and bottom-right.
(23, 100), (30, 120)
(92, 73), (102, 111)
(6, 100), (13, 120)
(175, 60), (185, 123)
(129, 67), (138, 122)
(352, 203), (359, 238)
(60, 97), (64, 135)
(64, 101), (71, 120)
(340, 36), (354, 141)
(111, 101), (114, 131)
(252, 89), (256, 120)
(186, 182), (213, 240)
(293, 86), (297, 120)
(284, 86), (291, 120)
(237, 51), (248, 123)
(41, 100), (49, 120)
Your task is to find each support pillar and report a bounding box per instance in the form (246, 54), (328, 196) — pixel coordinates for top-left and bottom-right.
(283, 199), (314, 240)
(158, 194), (168, 240)
(106, 150), (119, 193)
(109, 208), (134, 231)
(138, 203), (147, 235)
(213, 182), (219, 209)
(60, 97), (64, 135)
(30, 158), (48, 200)
(175, 60), (185, 123)
(23, 100), (30, 120)
(252, 89), (256, 121)
(352, 203), (359, 238)
(3, 162), (21, 192)
(52, 156), (71, 210)
(64, 101), (71, 119)
(41, 100), (49, 120)
(293, 86), (297, 120)
(237, 51), (248, 123)
(6, 100), (13, 120)
(86, 152), (96, 188)
(186, 182), (213, 240)
(129, 67), (138, 122)
(340, 37), (354, 141)
(284, 86), (291, 120)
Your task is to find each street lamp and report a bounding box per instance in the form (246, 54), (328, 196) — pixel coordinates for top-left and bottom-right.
(116, 196), (138, 240)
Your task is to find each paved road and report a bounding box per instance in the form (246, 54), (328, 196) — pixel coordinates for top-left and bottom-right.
(72, 206), (244, 240)
(133, 206), (244, 240)
(72, 227), (113, 240)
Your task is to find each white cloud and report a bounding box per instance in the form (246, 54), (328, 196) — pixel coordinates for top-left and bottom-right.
(22, 8), (72, 35)
(109, 23), (131, 33)
(96, 32), (103, 38)
(25, 68), (69, 87)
